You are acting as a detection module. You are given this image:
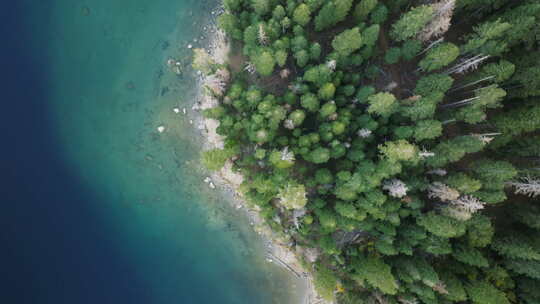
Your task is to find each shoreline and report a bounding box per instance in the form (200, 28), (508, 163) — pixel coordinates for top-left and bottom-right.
(192, 28), (328, 304)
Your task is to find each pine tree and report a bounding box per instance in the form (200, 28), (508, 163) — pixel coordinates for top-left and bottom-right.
(414, 119), (443, 141)
(491, 100), (540, 147)
(466, 215), (494, 248)
(353, 0), (378, 22)
(353, 256), (399, 295)
(313, 264), (338, 301)
(466, 281), (510, 304)
(452, 244), (489, 267)
(367, 92), (397, 117)
(390, 5), (434, 42)
(419, 42), (460, 72)
(461, 19), (511, 55)
(277, 182), (307, 209)
(492, 236), (540, 261)
(332, 27), (363, 57)
(417, 211), (467, 238)
(504, 259), (540, 280)
(314, 0), (354, 31)
(292, 4), (311, 26)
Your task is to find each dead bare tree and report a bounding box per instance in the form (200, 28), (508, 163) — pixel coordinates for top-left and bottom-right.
(418, 0), (456, 42)
(507, 176), (540, 198)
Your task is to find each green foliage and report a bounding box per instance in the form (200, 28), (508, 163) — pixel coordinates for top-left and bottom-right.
(417, 211), (467, 238)
(309, 147), (331, 164)
(201, 148), (236, 171)
(452, 245), (489, 267)
(379, 140), (418, 163)
(466, 281), (510, 304)
(413, 119), (442, 141)
(314, 0), (354, 31)
(370, 4), (388, 24)
(301, 93), (320, 112)
(192, 48), (216, 75)
(294, 49), (310, 67)
(277, 182), (307, 209)
(354, 0), (378, 22)
(427, 136), (486, 168)
(274, 50), (288, 67)
(314, 264), (338, 301)
(419, 42), (460, 72)
(504, 259), (540, 280)
(446, 173), (482, 194)
(309, 43), (321, 60)
(367, 92), (397, 117)
(315, 168), (333, 184)
(353, 256), (398, 295)
(401, 40), (422, 61)
(390, 5), (434, 41)
(461, 19), (512, 55)
(384, 47), (401, 64)
(492, 236), (540, 261)
(223, 0), (242, 12)
(332, 27), (363, 57)
(293, 4), (311, 26)
(318, 83), (336, 100)
(362, 24), (380, 47)
(203, 2), (540, 302)
(253, 50), (275, 76)
(304, 64), (332, 85)
(474, 60), (516, 83)
(415, 74), (454, 96)
(440, 271), (468, 302)
(251, 0), (272, 16)
(471, 159), (517, 192)
(218, 14), (242, 40)
(455, 85), (507, 124)
(289, 109), (306, 126)
(320, 101), (337, 118)
(491, 101), (540, 147)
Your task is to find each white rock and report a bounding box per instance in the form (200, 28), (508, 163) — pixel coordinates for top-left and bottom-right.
(187, 44), (193, 49)
(157, 126), (166, 133)
(182, 108), (187, 115)
(189, 120), (193, 124)
(209, 182), (216, 189)
(173, 107), (180, 114)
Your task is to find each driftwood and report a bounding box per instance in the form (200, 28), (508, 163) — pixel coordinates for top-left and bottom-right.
(266, 251), (302, 278)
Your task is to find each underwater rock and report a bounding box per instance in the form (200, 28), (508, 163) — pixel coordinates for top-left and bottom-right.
(126, 81), (135, 90)
(81, 6), (90, 16)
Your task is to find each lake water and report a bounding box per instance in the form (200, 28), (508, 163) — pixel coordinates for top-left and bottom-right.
(0, 1), (302, 303)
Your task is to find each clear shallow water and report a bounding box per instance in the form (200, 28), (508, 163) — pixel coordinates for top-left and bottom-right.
(0, 1), (303, 303)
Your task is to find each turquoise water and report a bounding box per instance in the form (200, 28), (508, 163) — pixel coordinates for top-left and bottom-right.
(8, 0), (303, 303)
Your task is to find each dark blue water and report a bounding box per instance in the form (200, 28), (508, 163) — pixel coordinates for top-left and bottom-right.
(0, 1), (301, 303)
(0, 2), (150, 303)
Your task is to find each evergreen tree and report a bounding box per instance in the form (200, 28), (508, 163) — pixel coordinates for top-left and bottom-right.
(314, 0), (353, 31)
(418, 42), (460, 72)
(332, 27), (363, 57)
(353, 0), (378, 22)
(353, 256), (399, 295)
(390, 5), (434, 41)
(293, 4), (311, 26)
